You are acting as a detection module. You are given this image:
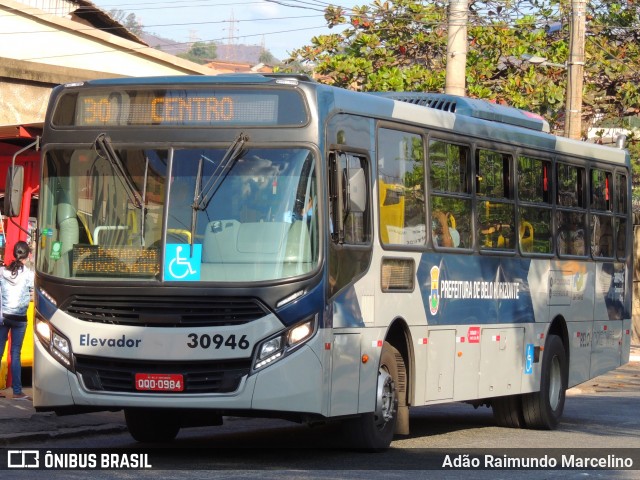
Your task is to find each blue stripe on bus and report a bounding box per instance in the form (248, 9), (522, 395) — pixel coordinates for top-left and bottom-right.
(36, 289), (58, 321)
(275, 280), (326, 327)
(416, 254), (534, 325)
(601, 262), (629, 320)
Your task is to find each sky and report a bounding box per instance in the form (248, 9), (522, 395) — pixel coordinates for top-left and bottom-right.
(91, 0), (364, 61)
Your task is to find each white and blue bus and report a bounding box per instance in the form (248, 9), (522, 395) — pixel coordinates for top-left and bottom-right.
(27, 74), (632, 449)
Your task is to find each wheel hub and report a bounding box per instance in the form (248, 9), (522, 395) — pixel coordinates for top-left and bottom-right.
(374, 368), (396, 428)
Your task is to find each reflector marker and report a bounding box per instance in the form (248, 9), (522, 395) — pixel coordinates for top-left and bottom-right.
(417, 338), (428, 345)
(371, 340), (383, 348)
(456, 336), (466, 343)
(492, 335), (501, 342)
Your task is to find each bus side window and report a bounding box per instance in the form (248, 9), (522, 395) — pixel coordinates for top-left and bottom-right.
(556, 162), (586, 257)
(429, 140), (471, 249)
(329, 152), (370, 245)
(517, 155), (551, 255)
(479, 202), (515, 249)
(377, 128), (425, 246)
(432, 211), (451, 247)
(557, 210), (586, 256)
(476, 148), (514, 251)
(615, 173), (628, 260)
(519, 220), (534, 253)
(328, 151), (371, 297)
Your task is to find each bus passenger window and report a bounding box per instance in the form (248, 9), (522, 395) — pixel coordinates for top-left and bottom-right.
(432, 211), (457, 247)
(476, 149), (511, 198)
(557, 164), (585, 208)
(430, 197), (470, 249)
(616, 218), (627, 259)
(519, 221), (534, 253)
(615, 173), (628, 214)
(591, 214), (614, 258)
(518, 207), (552, 254)
(557, 211), (586, 256)
(518, 156), (550, 204)
(590, 169), (612, 211)
(429, 140), (471, 249)
(378, 128), (425, 246)
(478, 201), (515, 250)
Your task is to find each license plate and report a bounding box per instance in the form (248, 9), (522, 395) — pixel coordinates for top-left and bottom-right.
(135, 373), (184, 392)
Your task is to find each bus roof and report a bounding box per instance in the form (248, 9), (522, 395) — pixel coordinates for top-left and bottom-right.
(62, 74), (629, 167)
(372, 92), (550, 133)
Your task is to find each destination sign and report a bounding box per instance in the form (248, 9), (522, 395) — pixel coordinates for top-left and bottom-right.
(53, 88), (308, 127)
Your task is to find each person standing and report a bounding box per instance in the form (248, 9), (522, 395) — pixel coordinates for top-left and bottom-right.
(0, 241), (35, 400)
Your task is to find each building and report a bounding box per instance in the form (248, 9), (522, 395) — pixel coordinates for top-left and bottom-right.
(1, 0), (216, 143)
(206, 60), (273, 74)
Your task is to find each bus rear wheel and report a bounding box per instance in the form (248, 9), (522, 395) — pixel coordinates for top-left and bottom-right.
(343, 341), (403, 451)
(492, 394), (525, 428)
(125, 408), (180, 443)
(522, 334), (567, 429)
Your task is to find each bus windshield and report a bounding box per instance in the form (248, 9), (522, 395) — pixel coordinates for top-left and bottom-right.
(38, 145), (319, 282)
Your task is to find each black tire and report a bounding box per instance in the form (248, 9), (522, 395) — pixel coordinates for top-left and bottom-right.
(125, 409), (180, 443)
(492, 394), (525, 428)
(522, 335), (568, 429)
(343, 342), (403, 451)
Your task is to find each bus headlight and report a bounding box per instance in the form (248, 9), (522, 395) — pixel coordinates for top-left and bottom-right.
(253, 317), (316, 372)
(35, 317), (74, 371)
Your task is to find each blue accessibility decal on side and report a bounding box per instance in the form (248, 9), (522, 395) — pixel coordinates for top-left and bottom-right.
(525, 343), (534, 374)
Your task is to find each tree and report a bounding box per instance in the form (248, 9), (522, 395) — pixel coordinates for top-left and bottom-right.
(107, 9), (144, 37)
(259, 49), (279, 65)
(288, 0), (640, 201)
(178, 41), (218, 64)
(288, 0), (640, 129)
(288, 1), (448, 91)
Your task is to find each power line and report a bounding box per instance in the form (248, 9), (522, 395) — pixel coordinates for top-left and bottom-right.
(0, 0), (359, 20)
(0, 13), (324, 35)
(5, 0), (640, 67)
(17, 24), (331, 62)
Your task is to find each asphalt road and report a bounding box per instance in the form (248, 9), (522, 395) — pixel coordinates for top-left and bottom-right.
(1, 351), (638, 478)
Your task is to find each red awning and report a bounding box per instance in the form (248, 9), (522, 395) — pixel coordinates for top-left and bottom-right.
(0, 123), (42, 140)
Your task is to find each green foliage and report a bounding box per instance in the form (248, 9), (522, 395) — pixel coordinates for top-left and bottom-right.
(289, 0), (640, 207)
(177, 41), (218, 64)
(259, 50), (279, 65)
(289, 0), (448, 91)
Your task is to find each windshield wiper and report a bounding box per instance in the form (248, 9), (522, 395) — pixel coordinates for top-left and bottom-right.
(95, 133), (143, 209)
(193, 132), (248, 211)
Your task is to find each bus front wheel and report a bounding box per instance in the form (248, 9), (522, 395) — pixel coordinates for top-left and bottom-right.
(522, 334), (567, 429)
(125, 408), (180, 443)
(343, 341), (403, 451)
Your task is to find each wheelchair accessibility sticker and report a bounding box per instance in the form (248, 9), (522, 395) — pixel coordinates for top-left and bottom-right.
(164, 244), (201, 281)
(525, 343), (534, 374)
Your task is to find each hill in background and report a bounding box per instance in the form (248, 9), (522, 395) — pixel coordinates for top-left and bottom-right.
(140, 33), (278, 64)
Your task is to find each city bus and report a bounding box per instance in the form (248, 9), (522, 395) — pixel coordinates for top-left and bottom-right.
(25, 74), (632, 450)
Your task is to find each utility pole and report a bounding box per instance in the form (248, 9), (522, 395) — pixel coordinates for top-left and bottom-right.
(565, 0), (586, 139)
(445, 0), (468, 96)
(224, 10), (238, 61)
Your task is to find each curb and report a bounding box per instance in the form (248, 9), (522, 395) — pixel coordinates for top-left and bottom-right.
(0, 424), (128, 446)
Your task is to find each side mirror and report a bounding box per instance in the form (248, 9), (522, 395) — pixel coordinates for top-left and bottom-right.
(4, 165), (24, 217)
